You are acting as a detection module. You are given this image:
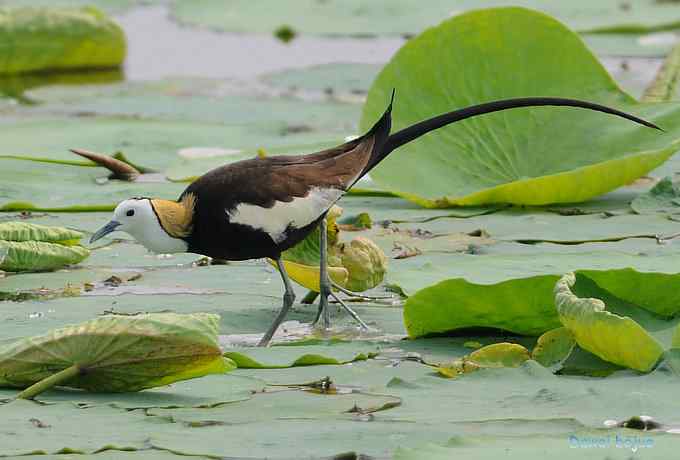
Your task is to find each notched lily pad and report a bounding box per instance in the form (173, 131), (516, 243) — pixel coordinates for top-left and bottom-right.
(0, 313), (234, 396)
(360, 7), (680, 207)
(0, 222), (89, 272)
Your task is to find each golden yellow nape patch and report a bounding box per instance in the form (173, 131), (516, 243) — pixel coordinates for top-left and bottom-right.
(150, 194), (196, 238)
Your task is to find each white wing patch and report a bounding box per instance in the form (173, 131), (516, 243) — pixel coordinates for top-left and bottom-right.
(227, 187), (343, 243)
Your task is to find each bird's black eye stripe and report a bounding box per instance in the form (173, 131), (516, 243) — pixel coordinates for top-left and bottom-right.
(126, 209), (135, 217)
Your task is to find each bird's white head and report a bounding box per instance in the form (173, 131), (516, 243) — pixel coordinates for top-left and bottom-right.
(90, 196), (195, 254)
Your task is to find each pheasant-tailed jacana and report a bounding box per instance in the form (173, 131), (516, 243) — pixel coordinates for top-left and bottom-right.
(89, 93), (661, 346)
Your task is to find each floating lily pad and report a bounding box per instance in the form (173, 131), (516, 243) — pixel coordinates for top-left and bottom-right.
(0, 313), (234, 395)
(0, 6), (125, 75)
(360, 8), (680, 207)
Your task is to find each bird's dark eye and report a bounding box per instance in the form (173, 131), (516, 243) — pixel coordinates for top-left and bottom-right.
(126, 209), (135, 217)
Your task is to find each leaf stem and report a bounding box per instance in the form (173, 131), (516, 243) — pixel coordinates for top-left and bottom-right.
(16, 364), (81, 400)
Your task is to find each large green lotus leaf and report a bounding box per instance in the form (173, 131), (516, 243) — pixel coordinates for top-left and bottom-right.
(554, 271), (680, 372)
(0, 7), (125, 75)
(0, 313), (233, 393)
(170, 0), (680, 36)
(360, 8), (680, 207)
(404, 275), (562, 338)
(402, 263), (680, 353)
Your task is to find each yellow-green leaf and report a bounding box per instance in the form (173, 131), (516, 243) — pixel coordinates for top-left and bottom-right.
(554, 272), (664, 372)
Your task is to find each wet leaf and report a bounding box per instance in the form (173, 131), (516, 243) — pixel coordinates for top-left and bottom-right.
(0, 313), (234, 394)
(360, 8), (680, 207)
(554, 271), (679, 372)
(0, 222), (89, 272)
(0, 6), (125, 75)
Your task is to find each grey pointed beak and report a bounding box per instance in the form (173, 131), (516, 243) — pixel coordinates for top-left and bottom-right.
(90, 220), (121, 243)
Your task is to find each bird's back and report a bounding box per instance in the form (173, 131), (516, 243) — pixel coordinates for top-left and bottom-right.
(180, 113), (392, 260)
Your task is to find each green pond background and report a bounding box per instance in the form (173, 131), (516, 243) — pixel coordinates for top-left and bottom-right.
(3, 1), (680, 459)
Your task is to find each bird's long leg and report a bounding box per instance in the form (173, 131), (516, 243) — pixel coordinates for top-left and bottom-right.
(316, 218), (332, 330)
(258, 257), (296, 347)
(315, 218), (370, 331)
(330, 280), (393, 302)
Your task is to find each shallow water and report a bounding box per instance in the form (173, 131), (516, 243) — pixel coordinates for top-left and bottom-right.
(116, 4), (405, 81)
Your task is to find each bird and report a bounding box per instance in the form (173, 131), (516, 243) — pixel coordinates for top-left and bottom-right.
(89, 93), (661, 346)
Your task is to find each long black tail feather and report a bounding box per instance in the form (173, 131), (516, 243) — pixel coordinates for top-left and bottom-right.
(360, 96), (662, 178)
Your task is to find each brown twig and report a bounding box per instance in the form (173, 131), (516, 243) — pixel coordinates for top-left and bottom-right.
(70, 148), (140, 181)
